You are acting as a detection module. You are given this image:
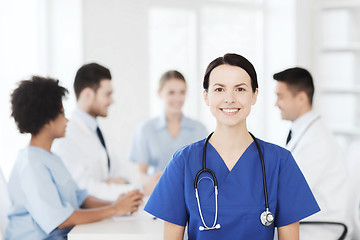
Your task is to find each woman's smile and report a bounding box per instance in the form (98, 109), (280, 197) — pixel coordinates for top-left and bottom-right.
(220, 108), (240, 115)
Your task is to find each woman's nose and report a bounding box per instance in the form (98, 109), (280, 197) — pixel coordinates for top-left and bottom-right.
(224, 91), (235, 103)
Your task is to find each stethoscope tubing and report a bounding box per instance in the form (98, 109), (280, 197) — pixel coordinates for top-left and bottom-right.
(249, 132), (270, 210)
(194, 132), (216, 189)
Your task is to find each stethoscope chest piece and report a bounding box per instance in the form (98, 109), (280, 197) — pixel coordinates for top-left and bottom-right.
(260, 209), (274, 226)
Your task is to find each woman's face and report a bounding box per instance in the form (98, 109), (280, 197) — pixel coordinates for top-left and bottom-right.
(49, 109), (68, 138)
(159, 78), (187, 115)
(203, 64), (258, 128)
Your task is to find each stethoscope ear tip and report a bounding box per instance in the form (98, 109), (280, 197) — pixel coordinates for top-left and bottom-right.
(215, 224), (221, 229)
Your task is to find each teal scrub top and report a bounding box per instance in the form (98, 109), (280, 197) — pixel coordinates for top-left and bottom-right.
(6, 146), (88, 240)
(145, 138), (320, 239)
(128, 114), (207, 173)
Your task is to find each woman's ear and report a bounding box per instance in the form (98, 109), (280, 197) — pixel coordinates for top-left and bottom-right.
(251, 88), (258, 105)
(203, 90), (209, 106)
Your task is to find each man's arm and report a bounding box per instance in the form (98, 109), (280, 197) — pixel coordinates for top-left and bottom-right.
(138, 162), (149, 174)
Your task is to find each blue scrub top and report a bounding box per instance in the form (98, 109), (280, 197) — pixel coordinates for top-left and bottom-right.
(145, 138), (320, 239)
(5, 146), (88, 240)
(128, 114), (208, 173)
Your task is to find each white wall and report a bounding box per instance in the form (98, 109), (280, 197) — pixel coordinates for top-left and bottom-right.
(0, 0), (46, 179)
(262, 0), (296, 144)
(47, 0), (83, 114)
(0, 0), (83, 179)
(83, 0), (150, 162)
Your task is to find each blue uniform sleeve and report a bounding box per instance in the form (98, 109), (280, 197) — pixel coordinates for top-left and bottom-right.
(128, 124), (150, 164)
(76, 188), (88, 206)
(20, 163), (75, 234)
(275, 152), (320, 227)
(144, 150), (188, 226)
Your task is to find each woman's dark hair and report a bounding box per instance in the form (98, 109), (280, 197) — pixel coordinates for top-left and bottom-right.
(159, 70), (186, 91)
(203, 53), (258, 92)
(11, 76), (68, 135)
(74, 63), (111, 99)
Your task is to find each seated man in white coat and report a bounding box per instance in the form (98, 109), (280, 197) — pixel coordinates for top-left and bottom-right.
(273, 67), (349, 239)
(53, 63), (158, 201)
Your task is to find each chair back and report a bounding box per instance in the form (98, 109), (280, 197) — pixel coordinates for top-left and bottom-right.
(299, 221), (347, 240)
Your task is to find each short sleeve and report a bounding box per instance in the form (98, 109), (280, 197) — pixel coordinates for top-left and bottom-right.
(76, 188), (88, 206)
(128, 124), (150, 164)
(20, 163), (75, 234)
(144, 150), (188, 226)
(275, 152), (320, 227)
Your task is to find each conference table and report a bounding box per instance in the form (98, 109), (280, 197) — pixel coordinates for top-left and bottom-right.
(67, 209), (164, 240)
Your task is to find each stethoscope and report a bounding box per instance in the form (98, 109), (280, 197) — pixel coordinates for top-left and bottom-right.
(194, 132), (274, 231)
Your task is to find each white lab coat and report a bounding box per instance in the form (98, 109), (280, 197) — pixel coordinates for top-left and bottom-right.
(286, 111), (350, 239)
(346, 140), (360, 240)
(52, 112), (136, 201)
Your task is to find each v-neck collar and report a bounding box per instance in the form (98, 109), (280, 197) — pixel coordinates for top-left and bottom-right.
(207, 140), (256, 173)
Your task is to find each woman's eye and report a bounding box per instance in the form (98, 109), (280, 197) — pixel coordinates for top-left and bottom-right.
(236, 87), (245, 92)
(214, 88), (224, 92)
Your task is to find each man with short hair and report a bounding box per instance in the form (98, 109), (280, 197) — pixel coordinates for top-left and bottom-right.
(53, 63), (157, 201)
(274, 67), (349, 239)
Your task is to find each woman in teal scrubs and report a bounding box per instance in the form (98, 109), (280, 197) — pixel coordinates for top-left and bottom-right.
(129, 70), (207, 175)
(6, 76), (143, 240)
(145, 54), (320, 239)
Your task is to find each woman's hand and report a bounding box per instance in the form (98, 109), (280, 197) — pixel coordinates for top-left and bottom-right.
(112, 189), (144, 215)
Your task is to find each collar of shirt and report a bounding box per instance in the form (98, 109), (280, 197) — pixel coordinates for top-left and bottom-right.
(291, 110), (317, 138)
(154, 113), (194, 131)
(30, 145), (53, 157)
(74, 107), (98, 133)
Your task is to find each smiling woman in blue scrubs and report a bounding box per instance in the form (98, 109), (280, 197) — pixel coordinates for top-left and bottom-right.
(144, 54), (320, 239)
(6, 76), (143, 240)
